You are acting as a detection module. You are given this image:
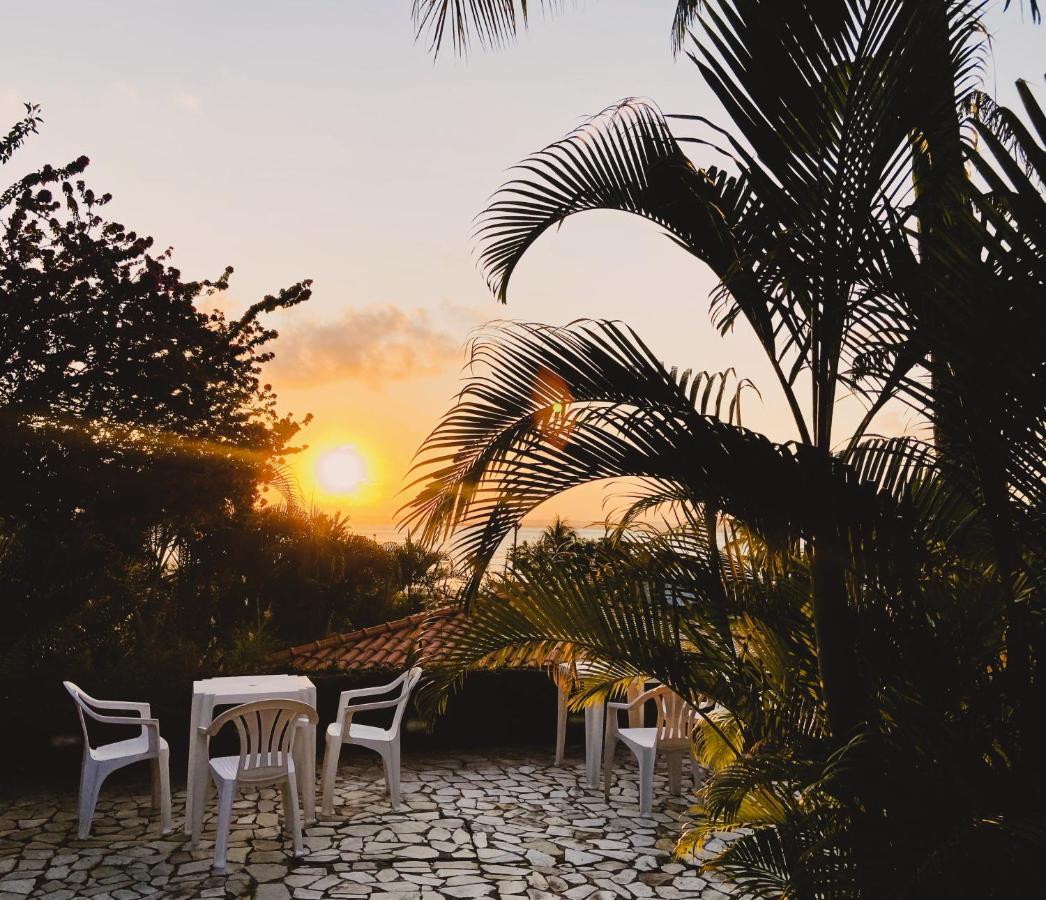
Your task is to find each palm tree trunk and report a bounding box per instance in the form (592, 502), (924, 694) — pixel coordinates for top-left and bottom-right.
(810, 514), (866, 739)
(906, 0), (1038, 769)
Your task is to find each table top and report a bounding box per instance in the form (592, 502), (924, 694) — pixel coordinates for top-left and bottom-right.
(192, 673), (314, 697)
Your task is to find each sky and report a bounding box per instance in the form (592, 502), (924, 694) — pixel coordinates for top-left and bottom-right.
(2, 1), (1042, 530)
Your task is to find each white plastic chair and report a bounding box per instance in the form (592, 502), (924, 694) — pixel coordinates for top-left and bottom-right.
(63, 681), (173, 839)
(321, 666), (423, 815)
(603, 685), (704, 816)
(202, 698), (318, 870)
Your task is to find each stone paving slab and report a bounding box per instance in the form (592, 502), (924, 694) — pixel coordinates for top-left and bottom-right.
(0, 749), (750, 899)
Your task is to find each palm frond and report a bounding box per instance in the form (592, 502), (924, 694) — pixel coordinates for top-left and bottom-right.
(415, 542), (744, 717)
(260, 457), (305, 511)
(844, 436), (936, 501)
(1003, 0), (1041, 22)
(412, 0), (533, 54)
(677, 0), (976, 448)
(413, 1), (711, 56)
(476, 99), (745, 302)
(686, 826), (792, 897)
(474, 96), (817, 438)
(401, 319), (914, 595)
(918, 82), (1046, 569)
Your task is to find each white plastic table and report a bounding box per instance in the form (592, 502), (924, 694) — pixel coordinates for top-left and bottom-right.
(186, 674), (317, 842)
(582, 703), (605, 788)
(556, 665), (651, 788)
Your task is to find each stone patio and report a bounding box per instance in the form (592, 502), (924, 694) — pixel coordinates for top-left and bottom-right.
(0, 750), (748, 899)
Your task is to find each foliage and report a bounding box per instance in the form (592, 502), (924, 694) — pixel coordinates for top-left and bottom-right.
(387, 536), (458, 613)
(505, 518), (614, 576)
(0, 112), (311, 642)
(412, 0), (1041, 56)
(0, 113), (452, 763)
(404, 1), (1045, 896)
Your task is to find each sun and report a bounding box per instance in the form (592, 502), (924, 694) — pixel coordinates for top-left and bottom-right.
(315, 444), (369, 496)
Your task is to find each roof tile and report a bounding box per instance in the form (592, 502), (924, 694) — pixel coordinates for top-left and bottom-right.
(269, 605), (575, 675)
(268, 607), (461, 674)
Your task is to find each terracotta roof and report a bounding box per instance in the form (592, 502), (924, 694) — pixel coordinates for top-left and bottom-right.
(269, 606), (575, 676)
(267, 607), (459, 674)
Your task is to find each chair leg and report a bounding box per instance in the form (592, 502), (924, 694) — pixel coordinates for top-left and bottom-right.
(320, 736), (340, 817)
(78, 760), (104, 839)
(382, 741), (402, 809)
(554, 686), (568, 766)
(279, 782), (292, 834)
(157, 749), (173, 834)
(212, 780), (236, 871)
(690, 754), (703, 792)
(284, 776), (303, 857)
(637, 748), (656, 817)
(602, 728), (618, 803)
(667, 752), (683, 795)
(150, 757), (161, 809)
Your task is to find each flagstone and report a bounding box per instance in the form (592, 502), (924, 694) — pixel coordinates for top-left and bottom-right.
(0, 750), (744, 898)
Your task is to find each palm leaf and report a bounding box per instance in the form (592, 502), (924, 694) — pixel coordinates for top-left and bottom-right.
(415, 541), (744, 717)
(413, 1), (709, 56)
(401, 319), (915, 596)
(476, 99), (746, 303)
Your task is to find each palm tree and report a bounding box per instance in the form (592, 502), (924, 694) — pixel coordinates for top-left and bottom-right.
(402, 1), (1046, 895)
(387, 535), (456, 610)
(410, 0), (994, 733)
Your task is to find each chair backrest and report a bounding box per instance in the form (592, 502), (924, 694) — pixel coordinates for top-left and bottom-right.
(207, 699), (318, 784)
(63, 681), (97, 750)
(63, 681), (147, 751)
(390, 666), (424, 736)
(649, 686), (702, 752)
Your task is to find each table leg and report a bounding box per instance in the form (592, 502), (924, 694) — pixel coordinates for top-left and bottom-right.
(190, 695), (214, 846)
(554, 685), (568, 767)
(302, 721), (317, 824)
(584, 703), (605, 789)
(301, 687), (317, 824)
(184, 692), (201, 836)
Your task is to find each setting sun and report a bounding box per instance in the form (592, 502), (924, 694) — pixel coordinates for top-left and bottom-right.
(315, 444), (369, 496)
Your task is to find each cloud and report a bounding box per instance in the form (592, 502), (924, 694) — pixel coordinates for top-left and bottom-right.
(269, 303), (479, 386)
(172, 91), (201, 113)
(112, 81), (139, 102)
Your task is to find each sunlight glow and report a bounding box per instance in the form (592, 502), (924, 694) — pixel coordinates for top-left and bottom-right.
(315, 444), (369, 496)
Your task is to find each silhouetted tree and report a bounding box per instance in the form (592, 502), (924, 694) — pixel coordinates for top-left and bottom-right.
(403, 2), (1045, 895)
(0, 105), (310, 680)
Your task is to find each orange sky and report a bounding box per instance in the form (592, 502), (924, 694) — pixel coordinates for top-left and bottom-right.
(2, 1), (1039, 531)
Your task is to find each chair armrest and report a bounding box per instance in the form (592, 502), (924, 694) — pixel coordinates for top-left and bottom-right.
(342, 698), (401, 728)
(339, 674), (406, 701)
(335, 673), (409, 723)
(78, 696), (155, 725)
(347, 699), (400, 713)
(90, 712), (161, 728)
(83, 696), (152, 716)
(606, 687), (657, 728)
(608, 691), (652, 712)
